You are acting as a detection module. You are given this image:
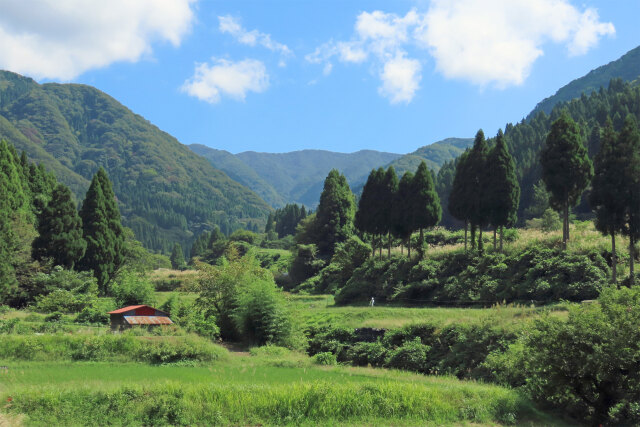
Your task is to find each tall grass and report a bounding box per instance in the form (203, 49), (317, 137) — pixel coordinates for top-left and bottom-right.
(3, 380), (550, 425)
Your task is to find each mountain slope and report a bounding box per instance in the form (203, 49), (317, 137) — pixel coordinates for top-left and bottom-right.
(234, 149), (402, 207)
(384, 137), (473, 178)
(529, 45), (640, 118)
(0, 70), (271, 253)
(189, 144), (285, 207)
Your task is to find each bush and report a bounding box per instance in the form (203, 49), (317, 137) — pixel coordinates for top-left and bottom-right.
(346, 341), (387, 367)
(34, 289), (98, 314)
(75, 306), (109, 324)
(385, 338), (430, 373)
(44, 312), (63, 323)
(110, 271), (156, 308)
(312, 352), (337, 365)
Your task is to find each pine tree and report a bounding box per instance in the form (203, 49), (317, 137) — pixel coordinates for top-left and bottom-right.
(467, 130), (490, 251)
(618, 115), (640, 284)
(590, 119), (626, 283)
(449, 150), (473, 250)
(541, 112), (593, 250)
(392, 172), (414, 257)
(96, 168), (125, 274)
(412, 161), (441, 258)
(170, 243), (186, 270)
(32, 183), (86, 269)
(486, 130), (520, 251)
(356, 168), (384, 257)
(380, 167), (399, 257)
(265, 213), (275, 233)
(79, 170), (125, 295)
(314, 169), (356, 257)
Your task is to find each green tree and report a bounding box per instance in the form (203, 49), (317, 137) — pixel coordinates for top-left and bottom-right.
(486, 130), (520, 251)
(589, 119), (627, 283)
(32, 184), (86, 269)
(96, 168), (125, 274)
(170, 243), (186, 270)
(618, 115), (640, 284)
(448, 151), (473, 249)
(411, 161), (441, 258)
(79, 171), (124, 295)
(467, 130), (490, 251)
(314, 169), (356, 257)
(355, 168), (385, 257)
(392, 172), (414, 257)
(380, 167), (399, 257)
(541, 112), (593, 249)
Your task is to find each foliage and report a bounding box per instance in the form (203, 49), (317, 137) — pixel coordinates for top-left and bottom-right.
(312, 352), (337, 365)
(269, 203), (307, 238)
(170, 243), (186, 270)
(110, 271), (156, 308)
(289, 243), (326, 287)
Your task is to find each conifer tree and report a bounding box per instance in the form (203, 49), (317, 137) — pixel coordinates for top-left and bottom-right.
(541, 112), (593, 250)
(590, 119), (626, 283)
(380, 167), (398, 257)
(618, 115), (640, 284)
(170, 243), (186, 270)
(314, 169), (356, 257)
(79, 170), (125, 294)
(392, 172), (414, 257)
(190, 231), (211, 259)
(265, 213), (275, 233)
(32, 184), (86, 269)
(449, 151), (473, 250)
(467, 130), (490, 251)
(356, 168), (384, 257)
(486, 130), (520, 251)
(412, 161), (441, 258)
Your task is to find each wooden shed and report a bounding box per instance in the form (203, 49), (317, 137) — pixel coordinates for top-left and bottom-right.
(108, 305), (173, 330)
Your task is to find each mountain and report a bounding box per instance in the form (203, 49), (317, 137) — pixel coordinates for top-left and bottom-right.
(189, 144), (285, 207)
(529, 45), (640, 118)
(0, 70), (271, 253)
(383, 137), (474, 178)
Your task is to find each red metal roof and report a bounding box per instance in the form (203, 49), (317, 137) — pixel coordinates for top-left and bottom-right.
(124, 316), (173, 325)
(108, 305), (148, 314)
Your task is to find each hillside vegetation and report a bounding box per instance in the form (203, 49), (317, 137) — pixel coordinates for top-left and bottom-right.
(0, 70), (271, 253)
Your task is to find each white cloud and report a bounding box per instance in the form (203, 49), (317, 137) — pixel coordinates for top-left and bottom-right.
(218, 15), (292, 60)
(181, 58), (269, 103)
(379, 54), (422, 104)
(307, 0), (615, 98)
(0, 0), (195, 80)
(416, 0), (615, 86)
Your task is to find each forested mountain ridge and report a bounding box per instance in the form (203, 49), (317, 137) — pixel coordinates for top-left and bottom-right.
(0, 70), (271, 254)
(383, 137), (473, 177)
(189, 144), (285, 207)
(529, 45), (640, 118)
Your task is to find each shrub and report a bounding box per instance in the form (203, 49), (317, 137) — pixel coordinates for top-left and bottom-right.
(312, 352), (337, 365)
(75, 306), (109, 324)
(346, 341), (387, 367)
(110, 271), (156, 308)
(385, 338), (430, 373)
(44, 312), (63, 323)
(34, 289), (98, 313)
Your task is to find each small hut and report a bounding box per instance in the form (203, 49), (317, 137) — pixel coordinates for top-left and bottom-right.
(108, 305), (172, 330)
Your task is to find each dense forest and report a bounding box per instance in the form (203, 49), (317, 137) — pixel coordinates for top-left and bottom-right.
(0, 70), (271, 255)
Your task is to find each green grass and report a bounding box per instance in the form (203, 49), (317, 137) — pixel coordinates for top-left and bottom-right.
(0, 356), (562, 426)
(286, 294), (569, 330)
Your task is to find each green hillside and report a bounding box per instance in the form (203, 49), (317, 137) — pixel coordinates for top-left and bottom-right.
(0, 70), (271, 253)
(236, 149), (402, 207)
(384, 137), (473, 177)
(529, 44), (640, 118)
(189, 144), (285, 207)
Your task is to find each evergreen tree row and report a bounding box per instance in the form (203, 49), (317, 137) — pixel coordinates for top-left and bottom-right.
(448, 130), (520, 252)
(265, 203), (308, 238)
(356, 161), (441, 257)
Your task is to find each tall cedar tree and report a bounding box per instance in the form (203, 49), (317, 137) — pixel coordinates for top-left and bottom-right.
(170, 243), (186, 270)
(96, 168), (125, 273)
(314, 169), (356, 257)
(412, 161), (441, 257)
(618, 115), (640, 284)
(486, 130), (520, 251)
(380, 167), (399, 257)
(32, 184), (86, 269)
(541, 112), (593, 250)
(392, 172), (414, 257)
(589, 119), (626, 283)
(356, 168), (384, 257)
(467, 130), (490, 251)
(448, 150), (473, 249)
(79, 169), (124, 294)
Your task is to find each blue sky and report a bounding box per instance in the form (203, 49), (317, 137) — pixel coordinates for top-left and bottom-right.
(1, 0), (638, 155)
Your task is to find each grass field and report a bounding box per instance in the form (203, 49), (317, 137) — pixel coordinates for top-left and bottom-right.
(0, 349), (564, 426)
